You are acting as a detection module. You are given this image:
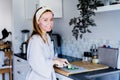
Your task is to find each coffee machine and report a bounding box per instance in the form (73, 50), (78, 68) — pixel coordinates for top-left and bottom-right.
(20, 29), (30, 54)
(50, 34), (62, 56)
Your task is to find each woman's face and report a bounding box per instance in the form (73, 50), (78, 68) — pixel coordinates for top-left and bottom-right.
(38, 11), (54, 32)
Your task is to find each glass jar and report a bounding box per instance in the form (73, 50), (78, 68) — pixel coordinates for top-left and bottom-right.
(92, 55), (99, 64)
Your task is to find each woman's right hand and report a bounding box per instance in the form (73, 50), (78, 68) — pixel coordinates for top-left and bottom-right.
(53, 58), (69, 68)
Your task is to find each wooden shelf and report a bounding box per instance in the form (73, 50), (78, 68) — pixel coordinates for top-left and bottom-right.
(0, 51), (12, 80)
(95, 4), (120, 13)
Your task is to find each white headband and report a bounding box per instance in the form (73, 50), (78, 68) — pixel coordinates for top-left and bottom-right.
(36, 6), (53, 23)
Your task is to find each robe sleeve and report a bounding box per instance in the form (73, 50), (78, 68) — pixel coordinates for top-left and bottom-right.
(27, 35), (54, 79)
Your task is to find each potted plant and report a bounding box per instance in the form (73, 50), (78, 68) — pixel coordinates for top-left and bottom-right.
(69, 0), (101, 39)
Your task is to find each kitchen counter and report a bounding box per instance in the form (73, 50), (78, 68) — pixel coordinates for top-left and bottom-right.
(14, 53), (120, 80)
(69, 68), (120, 80)
(55, 61), (109, 76)
(14, 53), (82, 62)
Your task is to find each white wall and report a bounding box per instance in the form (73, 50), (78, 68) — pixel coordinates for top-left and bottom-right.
(1, 0), (119, 79)
(12, 0), (32, 53)
(53, 0), (120, 57)
(53, 0), (79, 39)
(91, 11), (120, 40)
(11, 0), (120, 56)
(0, 0), (12, 40)
(0, 0), (12, 79)
(0, 1), (14, 80)
(12, 0), (78, 53)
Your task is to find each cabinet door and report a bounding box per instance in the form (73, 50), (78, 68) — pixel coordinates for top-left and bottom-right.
(56, 73), (73, 80)
(14, 66), (25, 80)
(14, 56), (28, 65)
(25, 0), (38, 19)
(13, 56), (30, 80)
(39, 0), (62, 18)
(14, 65), (30, 80)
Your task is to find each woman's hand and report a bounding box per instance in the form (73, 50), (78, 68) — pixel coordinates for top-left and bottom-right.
(53, 58), (69, 68)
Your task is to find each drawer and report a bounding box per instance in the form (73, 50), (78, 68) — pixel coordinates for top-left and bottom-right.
(14, 68), (26, 80)
(14, 56), (28, 65)
(56, 73), (73, 80)
(14, 65), (30, 80)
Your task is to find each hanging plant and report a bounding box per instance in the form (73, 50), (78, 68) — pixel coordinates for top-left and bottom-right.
(69, 0), (101, 40)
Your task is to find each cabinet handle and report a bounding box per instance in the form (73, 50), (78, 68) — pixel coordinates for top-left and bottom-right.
(17, 71), (21, 74)
(17, 59), (21, 62)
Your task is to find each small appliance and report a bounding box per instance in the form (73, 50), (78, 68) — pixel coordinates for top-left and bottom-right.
(20, 29), (30, 54)
(98, 47), (120, 69)
(51, 34), (62, 56)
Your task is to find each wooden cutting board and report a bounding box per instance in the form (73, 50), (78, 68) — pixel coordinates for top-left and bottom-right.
(54, 61), (109, 76)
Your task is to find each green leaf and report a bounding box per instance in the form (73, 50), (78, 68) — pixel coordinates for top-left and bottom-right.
(80, 34), (83, 39)
(87, 29), (92, 33)
(69, 0), (98, 40)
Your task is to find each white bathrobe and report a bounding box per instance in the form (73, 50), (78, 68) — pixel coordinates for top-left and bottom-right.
(25, 34), (56, 80)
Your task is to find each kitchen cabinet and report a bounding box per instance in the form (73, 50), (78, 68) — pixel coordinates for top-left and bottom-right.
(25, 0), (62, 19)
(24, 0), (38, 19)
(56, 73), (73, 80)
(39, 0), (62, 18)
(13, 55), (30, 80)
(13, 54), (74, 80)
(95, 4), (120, 13)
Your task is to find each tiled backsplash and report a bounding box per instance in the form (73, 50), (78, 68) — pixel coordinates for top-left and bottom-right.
(61, 37), (120, 58)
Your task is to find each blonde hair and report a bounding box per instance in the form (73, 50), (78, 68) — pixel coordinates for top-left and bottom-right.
(30, 7), (53, 43)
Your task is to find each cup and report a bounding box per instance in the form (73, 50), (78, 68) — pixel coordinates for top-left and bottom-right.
(82, 57), (88, 62)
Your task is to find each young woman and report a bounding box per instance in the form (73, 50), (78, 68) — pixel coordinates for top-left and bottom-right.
(25, 6), (69, 80)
